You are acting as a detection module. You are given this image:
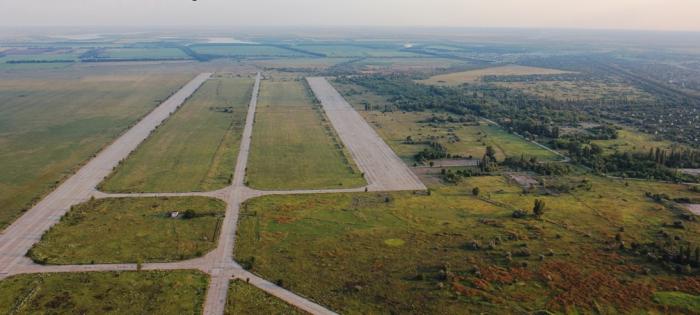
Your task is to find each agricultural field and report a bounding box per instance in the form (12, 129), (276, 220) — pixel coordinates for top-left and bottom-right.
(191, 45), (307, 58)
(358, 57), (465, 74)
(295, 45), (420, 58)
(234, 175), (700, 314)
(28, 196), (226, 264)
(0, 53), (80, 63)
(419, 65), (571, 85)
(0, 271), (208, 315)
(100, 75), (253, 193)
(225, 280), (305, 315)
(252, 58), (350, 70)
(246, 78), (365, 190)
(0, 72), (193, 230)
(97, 48), (190, 60)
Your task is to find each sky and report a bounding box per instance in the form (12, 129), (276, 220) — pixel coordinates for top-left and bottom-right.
(1, 0), (699, 32)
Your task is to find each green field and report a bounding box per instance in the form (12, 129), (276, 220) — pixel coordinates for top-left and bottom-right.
(191, 45), (306, 57)
(29, 196), (225, 264)
(0, 53), (80, 63)
(98, 48), (190, 60)
(0, 270), (208, 315)
(225, 280), (305, 315)
(100, 76), (253, 193)
(296, 45), (420, 58)
(592, 128), (682, 155)
(654, 291), (700, 313)
(0, 73), (193, 230)
(246, 79), (365, 190)
(234, 175), (700, 313)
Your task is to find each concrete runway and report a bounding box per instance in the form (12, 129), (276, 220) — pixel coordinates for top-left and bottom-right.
(1, 73), (426, 315)
(306, 77), (426, 191)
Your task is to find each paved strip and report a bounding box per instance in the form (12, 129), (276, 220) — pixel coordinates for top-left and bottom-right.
(306, 77), (426, 191)
(0, 73), (212, 277)
(234, 268), (338, 315)
(201, 72), (261, 315)
(92, 187), (231, 200)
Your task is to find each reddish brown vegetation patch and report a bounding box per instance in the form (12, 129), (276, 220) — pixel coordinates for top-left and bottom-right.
(539, 261), (653, 312)
(481, 265), (534, 284)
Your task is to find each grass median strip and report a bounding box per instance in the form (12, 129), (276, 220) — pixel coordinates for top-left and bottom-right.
(0, 270), (208, 315)
(246, 79), (365, 190)
(100, 75), (253, 193)
(28, 196), (226, 264)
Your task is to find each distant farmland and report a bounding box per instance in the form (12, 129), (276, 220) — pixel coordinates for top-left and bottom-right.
(420, 65), (571, 85)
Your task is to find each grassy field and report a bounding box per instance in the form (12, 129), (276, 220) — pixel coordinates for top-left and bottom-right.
(28, 196), (226, 264)
(592, 128), (682, 155)
(0, 270), (208, 314)
(234, 175), (700, 314)
(191, 45), (306, 58)
(0, 73), (193, 230)
(419, 65), (571, 85)
(225, 280), (305, 315)
(246, 78), (365, 190)
(98, 48), (190, 60)
(100, 76), (253, 193)
(332, 81), (558, 162)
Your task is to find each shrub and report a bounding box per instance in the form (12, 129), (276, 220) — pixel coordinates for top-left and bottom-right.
(512, 209), (529, 218)
(182, 209), (196, 219)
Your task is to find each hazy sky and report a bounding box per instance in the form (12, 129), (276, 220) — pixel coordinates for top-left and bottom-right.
(2, 0), (699, 31)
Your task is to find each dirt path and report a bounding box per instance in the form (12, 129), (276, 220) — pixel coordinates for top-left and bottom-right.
(306, 77), (426, 191)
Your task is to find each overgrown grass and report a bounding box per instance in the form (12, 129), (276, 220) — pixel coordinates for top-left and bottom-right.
(592, 128), (682, 156)
(654, 291), (700, 313)
(0, 73), (193, 230)
(29, 196), (226, 264)
(0, 270), (208, 315)
(225, 280), (305, 315)
(234, 175), (700, 313)
(246, 79), (365, 190)
(100, 76), (253, 193)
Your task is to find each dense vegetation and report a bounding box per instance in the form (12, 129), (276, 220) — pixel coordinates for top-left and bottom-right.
(337, 74), (699, 182)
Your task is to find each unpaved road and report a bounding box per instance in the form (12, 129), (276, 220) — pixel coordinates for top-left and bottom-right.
(0, 73), (212, 277)
(306, 77), (426, 191)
